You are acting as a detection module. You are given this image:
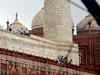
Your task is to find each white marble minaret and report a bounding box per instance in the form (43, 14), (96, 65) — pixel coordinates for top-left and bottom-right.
(44, 0), (73, 43)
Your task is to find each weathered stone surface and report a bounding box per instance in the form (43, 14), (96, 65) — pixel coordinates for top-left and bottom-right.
(0, 30), (79, 65)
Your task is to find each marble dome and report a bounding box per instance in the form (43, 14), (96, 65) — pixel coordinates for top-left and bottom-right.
(31, 8), (44, 29)
(9, 13), (27, 34)
(77, 15), (100, 31)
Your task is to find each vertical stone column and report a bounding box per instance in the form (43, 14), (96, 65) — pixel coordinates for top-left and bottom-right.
(44, 0), (73, 43)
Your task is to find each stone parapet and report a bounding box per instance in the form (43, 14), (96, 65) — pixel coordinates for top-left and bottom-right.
(0, 30), (79, 65)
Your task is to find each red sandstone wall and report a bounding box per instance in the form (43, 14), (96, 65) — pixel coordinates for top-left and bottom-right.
(0, 48), (97, 75)
(29, 28), (43, 37)
(73, 32), (100, 72)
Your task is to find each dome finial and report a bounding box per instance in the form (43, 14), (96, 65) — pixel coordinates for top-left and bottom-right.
(16, 12), (18, 21)
(6, 19), (10, 31)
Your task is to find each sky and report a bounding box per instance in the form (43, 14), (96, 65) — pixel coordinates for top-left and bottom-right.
(0, 0), (99, 29)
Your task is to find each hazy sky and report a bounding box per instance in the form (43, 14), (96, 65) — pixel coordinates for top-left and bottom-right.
(0, 0), (99, 29)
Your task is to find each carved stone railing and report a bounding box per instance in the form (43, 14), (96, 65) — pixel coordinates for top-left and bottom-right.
(0, 48), (97, 75)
